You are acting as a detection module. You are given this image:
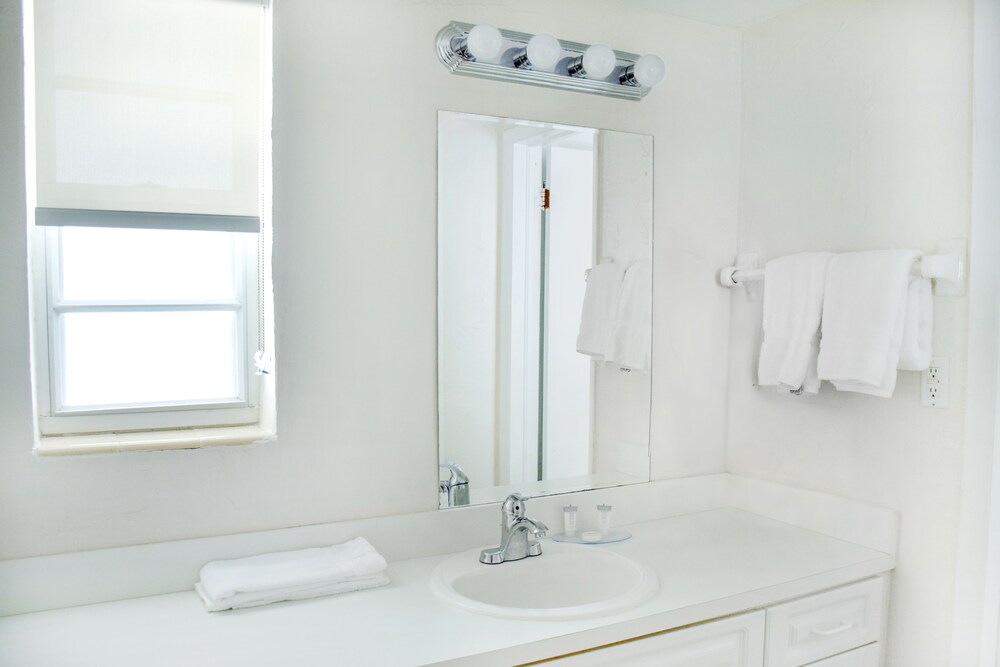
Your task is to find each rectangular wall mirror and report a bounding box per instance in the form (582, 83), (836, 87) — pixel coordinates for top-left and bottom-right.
(437, 111), (652, 508)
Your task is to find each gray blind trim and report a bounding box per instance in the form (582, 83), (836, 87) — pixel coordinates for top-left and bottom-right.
(35, 208), (260, 233)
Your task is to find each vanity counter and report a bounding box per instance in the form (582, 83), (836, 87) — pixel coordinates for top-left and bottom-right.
(0, 507), (894, 666)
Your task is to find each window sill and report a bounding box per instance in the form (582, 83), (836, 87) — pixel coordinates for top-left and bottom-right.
(34, 424), (274, 456)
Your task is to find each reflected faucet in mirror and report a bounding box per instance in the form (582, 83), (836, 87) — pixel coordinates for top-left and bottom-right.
(438, 111), (652, 508)
(439, 462), (470, 507)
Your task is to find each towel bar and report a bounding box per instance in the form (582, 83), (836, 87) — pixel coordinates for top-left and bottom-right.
(719, 240), (967, 296)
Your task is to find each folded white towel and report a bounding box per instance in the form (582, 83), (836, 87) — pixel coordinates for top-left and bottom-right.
(577, 261), (627, 360)
(195, 573), (390, 612)
(897, 276), (933, 371)
(757, 252), (833, 395)
(817, 249), (921, 397)
(195, 537), (389, 612)
(607, 259), (652, 371)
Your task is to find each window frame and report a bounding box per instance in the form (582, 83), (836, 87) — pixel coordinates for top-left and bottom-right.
(31, 224), (261, 437)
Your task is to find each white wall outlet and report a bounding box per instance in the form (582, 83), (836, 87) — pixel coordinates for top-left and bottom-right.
(921, 357), (950, 408)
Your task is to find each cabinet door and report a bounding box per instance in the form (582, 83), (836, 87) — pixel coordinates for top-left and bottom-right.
(543, 610), (765, 666)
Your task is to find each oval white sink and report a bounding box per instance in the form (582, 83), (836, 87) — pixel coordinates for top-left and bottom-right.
(429, 541), (658, 620)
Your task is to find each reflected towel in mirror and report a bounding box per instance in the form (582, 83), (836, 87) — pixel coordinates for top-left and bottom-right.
(577, 260), (628, 360)
(608, 259), (652, 371)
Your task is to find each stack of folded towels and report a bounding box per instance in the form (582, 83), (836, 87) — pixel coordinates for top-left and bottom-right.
(195, 536), (389, 612)
(758, 250), (933, 397)
(577, 259), (652, 371)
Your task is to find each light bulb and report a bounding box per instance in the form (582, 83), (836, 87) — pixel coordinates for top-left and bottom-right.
(581, 44), (616, 79)
(633, 54), (665, 87)
(466, 24), (503, 61)
(524, 33), (561, 71)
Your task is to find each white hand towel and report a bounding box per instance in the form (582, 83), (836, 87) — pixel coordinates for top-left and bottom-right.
(195, 573), (390, 612)
(195, 537), (389, 612)
(897, 277), (933, 371)
(577, 261), (627, 360)
(817, 249), (921, 397)
(757, 252), (833, 395)
(607, 259), (652, 371)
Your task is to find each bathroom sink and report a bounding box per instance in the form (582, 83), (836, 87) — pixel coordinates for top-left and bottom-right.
(429, 541), (658, 620)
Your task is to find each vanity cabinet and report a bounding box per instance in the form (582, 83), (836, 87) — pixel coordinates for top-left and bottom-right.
(543, 610), (766, 666)
(807, 644), (879, 666)
(764, 577), (882, 666)
(540, 577), (885, 667)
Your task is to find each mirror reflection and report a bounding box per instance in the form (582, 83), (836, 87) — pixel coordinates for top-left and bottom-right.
(438, 111), (652, 507)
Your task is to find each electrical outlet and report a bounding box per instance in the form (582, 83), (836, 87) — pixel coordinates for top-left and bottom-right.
(921, 357), (949, 408)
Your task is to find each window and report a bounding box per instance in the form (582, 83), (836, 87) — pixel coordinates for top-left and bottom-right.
(34, 226), (261, 435)
(27, 0), (272, 444)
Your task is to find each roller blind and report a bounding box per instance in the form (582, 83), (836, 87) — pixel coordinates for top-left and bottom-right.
(32, 0), (262, 231)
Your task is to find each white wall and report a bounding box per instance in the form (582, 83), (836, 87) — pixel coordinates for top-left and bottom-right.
(0, 0), (742, 559)
(728, 0), (971, 664)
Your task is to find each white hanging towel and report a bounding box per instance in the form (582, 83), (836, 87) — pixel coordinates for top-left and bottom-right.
(577, 261), (627, 360)
(195, 537), (389, 612)
(816, 249), (922, 397)
(608, 259), (652, 371)
(897, 276), (933, 371)
(757, 252), (833, 395)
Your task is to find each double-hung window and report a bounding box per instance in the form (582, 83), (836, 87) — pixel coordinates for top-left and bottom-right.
(27, 0), (272, 445)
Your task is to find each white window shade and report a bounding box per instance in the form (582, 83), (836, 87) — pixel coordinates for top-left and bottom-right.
(33, 0), (262, 231)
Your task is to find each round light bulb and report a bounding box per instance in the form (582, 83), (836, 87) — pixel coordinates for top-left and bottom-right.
(525, 33), (561, 71)
(633, 54), (665, 87)
(466, 24), (503, 61)
(582, 44), (616, 79)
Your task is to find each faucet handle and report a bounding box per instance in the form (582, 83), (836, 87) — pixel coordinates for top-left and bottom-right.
(502, 493), (530, 519)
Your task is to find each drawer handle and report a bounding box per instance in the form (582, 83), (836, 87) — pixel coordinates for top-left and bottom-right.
(811, 621), (854, 637)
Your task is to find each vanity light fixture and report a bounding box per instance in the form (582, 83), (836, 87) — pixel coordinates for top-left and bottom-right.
(436, 21), (664, 100)
(620, 54), (666, 88)
(452, 23), (504, 61)
(514, 33), (562, 71)
(568, 44), (617, 80)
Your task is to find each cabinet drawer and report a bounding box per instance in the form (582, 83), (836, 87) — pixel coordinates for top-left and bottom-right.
(543, 610), (765, 666)
(765, 578), (883, 667)
(808, 643), (879, 666)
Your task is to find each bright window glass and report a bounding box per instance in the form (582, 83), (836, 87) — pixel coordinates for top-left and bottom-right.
(59, 227), (238, 302)
(48, 226), (252, 415)
(60, 310), (240, 408)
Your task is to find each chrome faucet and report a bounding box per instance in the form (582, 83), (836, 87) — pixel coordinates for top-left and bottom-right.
(480, 493), (548, 564)
(439, 462), (470, 507)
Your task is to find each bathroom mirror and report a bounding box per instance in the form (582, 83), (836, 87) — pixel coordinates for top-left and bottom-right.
(437, 111), (652, 508)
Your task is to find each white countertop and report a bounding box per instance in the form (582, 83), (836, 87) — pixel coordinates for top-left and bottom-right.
(0, 507), (894, 667)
